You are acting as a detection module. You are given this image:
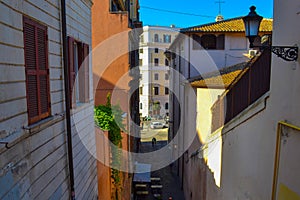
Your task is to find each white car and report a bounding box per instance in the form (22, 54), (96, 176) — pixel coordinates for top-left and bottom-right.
(150, 122), (164, 129)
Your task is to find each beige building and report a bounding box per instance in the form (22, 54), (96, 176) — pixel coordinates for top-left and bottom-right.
(0, 0), (97, 199)
(139, 25), (179, 118)
(170, 1), (300, 200)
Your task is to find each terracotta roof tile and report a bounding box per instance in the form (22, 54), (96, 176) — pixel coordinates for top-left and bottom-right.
(181, 17), (272, 33)
(190, 62), (249, 88)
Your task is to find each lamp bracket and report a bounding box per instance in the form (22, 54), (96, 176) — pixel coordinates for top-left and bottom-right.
(270, 46), (298, 62)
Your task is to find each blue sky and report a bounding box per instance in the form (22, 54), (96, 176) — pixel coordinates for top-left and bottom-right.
(139, 0), (273, 28)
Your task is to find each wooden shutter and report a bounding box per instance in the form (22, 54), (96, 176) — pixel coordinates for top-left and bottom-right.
(68, 36), (75, 107)
(23, 16), (50, 124)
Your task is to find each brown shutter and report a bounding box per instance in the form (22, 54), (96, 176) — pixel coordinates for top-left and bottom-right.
(37, 26), (50, 118)
(23, 16), (50, 124)
(68, 36), (75, 107)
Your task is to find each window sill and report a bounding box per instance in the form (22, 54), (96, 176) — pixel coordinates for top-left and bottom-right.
(71, 101), (93, 114)
(23, 114), (65, 135)
(0, 114), (64, 151)
(109, 11), (128, 14)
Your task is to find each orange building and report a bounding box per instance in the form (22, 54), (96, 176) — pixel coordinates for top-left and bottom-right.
(92, 0), (142, 199)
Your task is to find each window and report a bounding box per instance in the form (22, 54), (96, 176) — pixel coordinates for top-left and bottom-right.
(140, 103), (142, 109)
(192, 34), (202, 50)
(68, 37), (90, 108)
(165, 73), (169, 80)
(139, 87), (143, 95)
(110, 0), (125, 12)
(154, 87), (159, 95)
(23, 16), (51, 124)
(165, 102), (169, 110)
(216, 34), (225, 50)
(139, 48), (143, 53)
(201, 34), (217, 49)
(165, 59), (169, 66)
(154, 73), (159, 80)
(163, 35), (171, 43)
(154, 58), (159, 66)
(154, 48), (159, 53)
(165, 87), (169, 95)
(140, 35), (144, 43)
(154, 34), (159, 42)
(139, 59), (143, 66)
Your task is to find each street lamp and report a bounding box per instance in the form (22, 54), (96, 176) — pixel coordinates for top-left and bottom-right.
(242, 6), (263, 49)
(242, 6), (298, 62)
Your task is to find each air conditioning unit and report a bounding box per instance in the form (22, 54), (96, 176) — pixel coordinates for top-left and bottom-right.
(249, 49), (257, 57)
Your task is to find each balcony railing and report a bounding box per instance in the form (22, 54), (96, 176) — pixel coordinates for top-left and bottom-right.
(211, 49), (271, 132)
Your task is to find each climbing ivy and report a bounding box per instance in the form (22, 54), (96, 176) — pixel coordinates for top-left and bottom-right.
(94, 93), (124, 192)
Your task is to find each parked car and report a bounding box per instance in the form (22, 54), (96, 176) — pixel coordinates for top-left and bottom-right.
(150, 121), (164, 129)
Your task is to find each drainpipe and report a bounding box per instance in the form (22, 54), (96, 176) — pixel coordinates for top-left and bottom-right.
(61, 0), (75, 199)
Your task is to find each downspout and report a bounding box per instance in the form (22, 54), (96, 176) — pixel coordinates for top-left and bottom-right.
(61, 0), (76, 199)
(272, 121), (300, 200)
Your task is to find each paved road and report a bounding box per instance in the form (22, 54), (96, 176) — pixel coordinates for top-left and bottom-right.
(140, 123), (168, 142)
(133, 140), (185, 200)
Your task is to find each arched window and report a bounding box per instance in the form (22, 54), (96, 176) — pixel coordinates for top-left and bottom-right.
(165, 102), (169, 110)
(201, 34), (217, 49)
(154, 34), (159, 42)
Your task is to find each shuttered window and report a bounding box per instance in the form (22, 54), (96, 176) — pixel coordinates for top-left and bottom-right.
(23, 16), (51, 124)
(68, 37), (90, 108)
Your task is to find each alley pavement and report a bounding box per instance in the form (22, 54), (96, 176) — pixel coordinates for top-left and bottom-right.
(134, 140), (185, 200)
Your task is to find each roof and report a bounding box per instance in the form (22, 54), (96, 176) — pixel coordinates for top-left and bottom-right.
(181, 17), (273, 33)
(190, 62), (249, 89)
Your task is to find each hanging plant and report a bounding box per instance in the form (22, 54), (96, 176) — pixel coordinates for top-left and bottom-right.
(94, 93), (125, 194)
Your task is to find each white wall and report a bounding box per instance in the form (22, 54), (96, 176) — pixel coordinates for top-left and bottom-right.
(203, 1), (300, 199)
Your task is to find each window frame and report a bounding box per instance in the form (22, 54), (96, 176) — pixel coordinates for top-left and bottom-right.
(192, 34), (202, 50)
(154, 58), (159, 66)
(165, 73), (169, 80)
(68, 36), (90, 108)
(154, 87), (159, 95)
(201, 34), (217, 50)
(154, 34), (159, 42)
(165, 102), (169, 110)
(23, 16), (51, 125)
(165, 87), (169, 95)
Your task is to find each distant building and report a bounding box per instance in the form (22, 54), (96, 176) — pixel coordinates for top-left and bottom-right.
(139, 25), (179, 118)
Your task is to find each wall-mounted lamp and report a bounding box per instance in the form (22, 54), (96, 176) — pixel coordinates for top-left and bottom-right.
(242, 6), (298, 62)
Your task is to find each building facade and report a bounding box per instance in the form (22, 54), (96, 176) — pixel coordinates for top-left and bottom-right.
(202, 1), (300, 199)
(92, 0), (142, 199)
(0, 0), (97, 199)
(168, 15), (274, 200)
(139, 25), (179, 118)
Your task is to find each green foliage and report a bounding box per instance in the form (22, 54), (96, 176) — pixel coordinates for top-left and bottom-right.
(94, 93), (124, 191)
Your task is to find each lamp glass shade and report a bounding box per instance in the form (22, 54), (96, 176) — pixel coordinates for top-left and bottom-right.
(242, 6), (263, 37)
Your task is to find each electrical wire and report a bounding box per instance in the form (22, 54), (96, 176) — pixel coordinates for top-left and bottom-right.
(140, 6), (215, 18)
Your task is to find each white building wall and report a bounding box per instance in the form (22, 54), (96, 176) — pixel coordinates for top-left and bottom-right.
(139, 26), (179, 118)
(204, 1), (300, 199)
(0, 0), (97, 199)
